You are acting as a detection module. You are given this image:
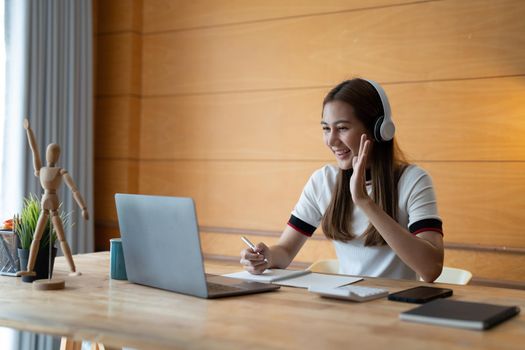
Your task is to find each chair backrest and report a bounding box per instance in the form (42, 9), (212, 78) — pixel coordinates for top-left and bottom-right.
(307, 259), (339, 274)
(433, 266), (473, 285)
(308, 259), (473, 285)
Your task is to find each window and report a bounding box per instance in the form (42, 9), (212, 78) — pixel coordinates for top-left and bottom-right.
(0, 0), (24, 220)
(0, 0), (6, 215)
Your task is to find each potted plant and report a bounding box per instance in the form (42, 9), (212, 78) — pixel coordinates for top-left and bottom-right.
(14, 194), (69, 282)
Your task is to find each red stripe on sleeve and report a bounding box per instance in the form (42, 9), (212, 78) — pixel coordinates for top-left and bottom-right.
(287, 222), (313, 237)
(412, 227), (444, 236)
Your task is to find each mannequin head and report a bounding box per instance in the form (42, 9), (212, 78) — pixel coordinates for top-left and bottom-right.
(46, 143), (61, 166)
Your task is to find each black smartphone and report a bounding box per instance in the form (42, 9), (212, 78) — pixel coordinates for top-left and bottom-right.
(388, 286), (453, 304)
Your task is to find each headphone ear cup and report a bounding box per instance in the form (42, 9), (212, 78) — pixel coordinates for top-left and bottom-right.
(365, 78), (395, 142)
(374, 116), (385, 142)
(379, 119), (395, 142)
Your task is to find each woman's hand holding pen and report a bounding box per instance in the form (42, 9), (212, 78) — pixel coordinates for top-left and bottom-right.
(240, 240), (271, 275)
(350, 134), (372, 206)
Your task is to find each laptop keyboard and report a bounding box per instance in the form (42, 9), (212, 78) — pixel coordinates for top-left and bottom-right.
(207, 282), (243, 293)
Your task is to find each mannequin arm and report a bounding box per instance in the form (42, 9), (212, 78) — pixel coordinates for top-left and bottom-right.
(60, 169), (90, 220)
(23, 119), (42, 176)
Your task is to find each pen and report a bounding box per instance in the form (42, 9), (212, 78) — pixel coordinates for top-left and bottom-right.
(241, 236), (268, 263)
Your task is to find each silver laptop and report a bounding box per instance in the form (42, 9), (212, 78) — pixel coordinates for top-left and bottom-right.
(114, 194), (279, 298)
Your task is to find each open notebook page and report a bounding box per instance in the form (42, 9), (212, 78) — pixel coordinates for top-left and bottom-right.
(224, 269), (363, 289)
(275, 273), (362, 289)
(223, 269), (310, 283)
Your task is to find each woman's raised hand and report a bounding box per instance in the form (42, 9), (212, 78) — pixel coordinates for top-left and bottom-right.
(240, 242), (270, 274)
(349, 134), (372, 205)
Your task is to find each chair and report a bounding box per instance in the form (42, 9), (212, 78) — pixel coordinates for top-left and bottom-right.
(307, 259), (473, 285)
(307, 259), (339, 273)
(434, 266), (472, 285)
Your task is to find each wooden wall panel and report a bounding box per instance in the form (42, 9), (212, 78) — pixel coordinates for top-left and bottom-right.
(444, 249), (525, 283)
(138, 160), (316, 230)
(97, 33), (142, 96)
(394, 78), (525, 161)
(98, 0), (142, 34)
(140, 89), (329, 161)
(94, 0), (143, 251)
(425, 162), (525, 247)
(94, 0), (525, 285)
(139, 160), (525, 247)
(141, 76), (525, 161)
(95, 160), (139, 223)
(95, 226), (120, 252)
(142, 0), (525, 95)
(142, 0), (417, 33)
(200, 231), (336, 265)
(95, 97), (141, 159)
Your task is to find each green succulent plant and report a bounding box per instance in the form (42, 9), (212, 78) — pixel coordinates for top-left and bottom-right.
(14, 194), (71, 250)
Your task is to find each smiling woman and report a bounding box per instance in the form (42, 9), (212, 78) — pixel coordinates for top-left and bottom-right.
(240, 78), (445, 283)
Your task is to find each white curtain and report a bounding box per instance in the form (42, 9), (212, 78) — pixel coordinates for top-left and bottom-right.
(2, 0), (94, 349)
(0, 0), (26, 219)
(13, 0), (94, 254)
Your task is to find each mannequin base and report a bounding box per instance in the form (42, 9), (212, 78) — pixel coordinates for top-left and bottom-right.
(33, 279), (66, 291)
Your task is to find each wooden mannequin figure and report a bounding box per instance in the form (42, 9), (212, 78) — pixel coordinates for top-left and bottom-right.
(17, 119), (89, 289)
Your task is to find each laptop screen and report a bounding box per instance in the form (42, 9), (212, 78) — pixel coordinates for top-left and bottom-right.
(115, 194), (208, 298)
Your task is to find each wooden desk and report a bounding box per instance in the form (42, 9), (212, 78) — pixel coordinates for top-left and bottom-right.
(0, 252), (523, 349)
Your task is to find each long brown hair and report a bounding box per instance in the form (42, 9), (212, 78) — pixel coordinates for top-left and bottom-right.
(321, 78), (408, 246)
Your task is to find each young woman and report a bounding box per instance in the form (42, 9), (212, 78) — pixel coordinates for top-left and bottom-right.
(240, 78), (444, 282)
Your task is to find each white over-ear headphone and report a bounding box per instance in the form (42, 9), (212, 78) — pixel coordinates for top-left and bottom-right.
(364, 79), (395, 142)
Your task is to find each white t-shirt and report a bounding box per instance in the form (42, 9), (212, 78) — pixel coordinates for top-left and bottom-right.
(289, 164), (443, 280)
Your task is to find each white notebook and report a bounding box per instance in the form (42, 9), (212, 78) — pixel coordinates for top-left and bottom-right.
(223, 269), (362, 289)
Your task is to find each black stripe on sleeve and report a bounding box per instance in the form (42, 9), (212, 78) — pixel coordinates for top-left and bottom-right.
(288, 215), (317, 237)
(409, 218), (443, 236)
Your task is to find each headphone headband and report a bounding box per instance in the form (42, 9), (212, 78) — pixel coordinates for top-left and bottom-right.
(364, 79), (395, 142)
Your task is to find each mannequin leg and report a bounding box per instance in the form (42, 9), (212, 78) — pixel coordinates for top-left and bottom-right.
(17, 209), (49, 276)
(51, 210), (81, 276)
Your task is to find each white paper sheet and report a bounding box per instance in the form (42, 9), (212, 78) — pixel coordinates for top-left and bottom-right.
(223, 269), (363, 289)
(275, 273), (362, 289)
